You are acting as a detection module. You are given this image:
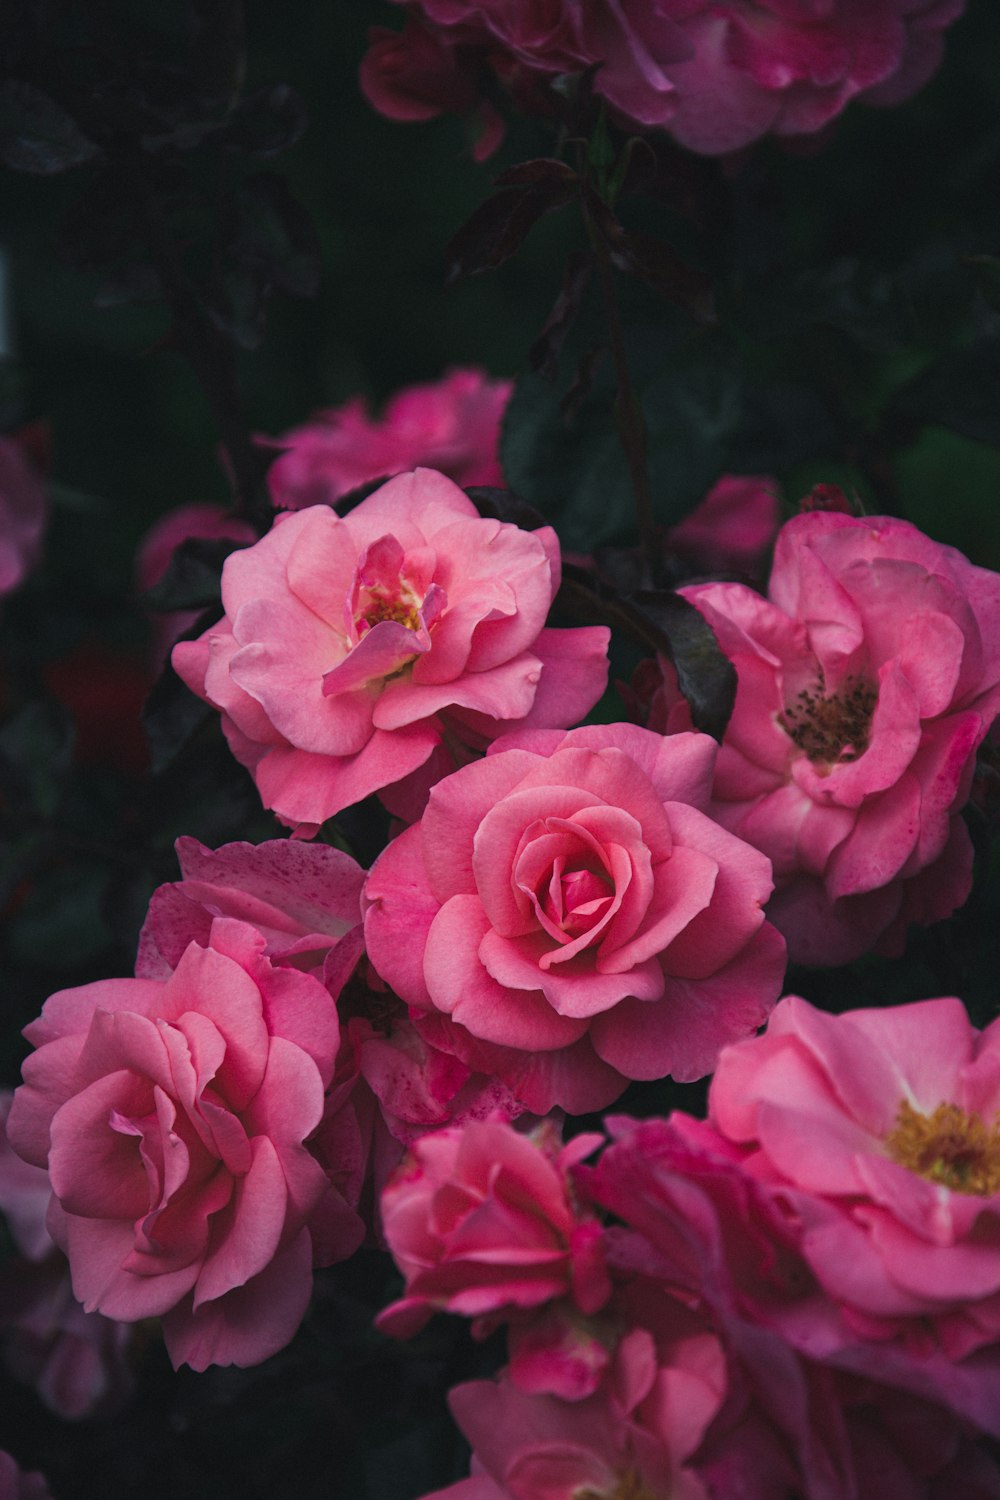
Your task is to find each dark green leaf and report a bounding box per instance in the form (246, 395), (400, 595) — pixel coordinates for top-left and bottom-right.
(0, 700), (76, 820)
(445, 167), (578, 282)
(142, 536), (247, 611)
(888, 338), (1000, 446)
(142, 655), (215, 774)
(0, 80), (100, 174)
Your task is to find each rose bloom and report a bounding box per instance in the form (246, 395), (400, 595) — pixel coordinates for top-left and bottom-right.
(364, 723), (786, 1116)
(663, 510), (1000, 965)
(708, 995), (1000, 1380)
(361, 1), (964, 157)
(377, 1118), (610, 1396)
(136, 835), (365, 998)
(172, 469), (610, 832)
(667, 474), (779, 580)
(420, 1312), (726, 1500)
(263, 368), (511, 511)
(6, 917), (363, 1371)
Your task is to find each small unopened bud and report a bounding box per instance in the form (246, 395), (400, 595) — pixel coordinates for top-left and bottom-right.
(799, 482), (855, 515)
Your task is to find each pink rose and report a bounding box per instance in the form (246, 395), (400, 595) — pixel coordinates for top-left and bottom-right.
(420, 1312), (726, 1500)
(172, 469), (610, 832)
(364, 723), (786, 1116)
(361, 1), (963, 156)
(669, 510), (1000, 964)
(7, 917), (363, 1371)
(262, 369), (511, 511)
(136, 835), (365, 999)
(135, 502), (255, 667)
(377, 1118), (609, 1381)
(0, 433), (48, 599)
(708, 995), (1000, 1376)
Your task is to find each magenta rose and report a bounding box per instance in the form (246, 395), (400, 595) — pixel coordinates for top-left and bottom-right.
(7, 917), (364, 1371)
(666, 510), (1000, 964)
(708, 995), (1000, 1376)
(364, 723), (786, 1115)
(136, 835), (365, 999)
(377, 1119), (609, 1355)
(0, 1452), (54, 1500)
(667, 473), (780, 579)
(172, 469), (610, 832)
(263, 368), (511, 511)
(361, 1), (963, 157)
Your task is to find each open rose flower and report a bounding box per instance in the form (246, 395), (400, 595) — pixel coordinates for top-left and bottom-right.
(172, 469), (610, 832)
(708, 995), (1000, 1384)
(263, 368), (510, 511)
(6, 918), (364, 1371)
(364, 723), (786, 1116)
(665, 510), (1000, 964)
(361, 1), (964, 157)
(377, 1118), (610, 1397)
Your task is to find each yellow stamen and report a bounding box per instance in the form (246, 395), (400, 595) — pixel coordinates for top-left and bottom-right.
(885, 1099), (1000, 1196)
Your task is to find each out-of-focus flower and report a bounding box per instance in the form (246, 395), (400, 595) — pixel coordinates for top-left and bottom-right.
(173, 469), (610, 832)
(0, 432), (48, 600)
(662, 510), (1000, 964)
(263, 369), (510, 512)
(361, 1), (965, 157)
(364, 723), (785, 1116)
(0, 1450), (55, 1500)
(7, 918), (362, 1371)
(135, 502), (255, 668)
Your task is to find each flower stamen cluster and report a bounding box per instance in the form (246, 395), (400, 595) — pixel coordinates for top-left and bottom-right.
(780, 674), (877, 768)
(885, 1098), (1000, 1197)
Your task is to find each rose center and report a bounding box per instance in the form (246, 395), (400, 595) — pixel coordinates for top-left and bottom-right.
(575, 1472), (658, 1500)
(355, 581), (423, 638)
(884, 1099), (1000, 1195)
(540, 863), (614, 940)
(780, 674), (876, 767)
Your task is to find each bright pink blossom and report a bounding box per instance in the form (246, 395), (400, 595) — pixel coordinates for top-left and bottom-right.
(136, 835), (365, 999)
(667, 510), (1000, 964)
(364, 723), (786, 1116)
(172, 469), (610, 832)
(0, 433), (48, 599)
(420, 1310), (726, 1500)
(263, 369), (511, 512)
(709, 995), (1000, 1372)
(377, 1117), (610, 1396)
(7, 918), (363, 1371)
(361, 1), (964, 157)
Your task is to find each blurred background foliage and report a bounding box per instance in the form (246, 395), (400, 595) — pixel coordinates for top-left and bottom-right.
(2, 1), (1000, 1495)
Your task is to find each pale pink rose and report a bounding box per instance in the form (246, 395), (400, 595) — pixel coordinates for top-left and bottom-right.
(172, 469), (610, 833)
(377, 1118), (610, 1396)
(135, 502), (255, 667)
(420, 1311), (726, 1500)
(667, 474), (780, 579)
(0, 1094), (132, 1419)
(665, 510), (1000, 965)
(263, 369), (511, 511)
(136, 835), (365, 999)
(361, 1), (963, 157)
(708, 995), (1000, 1372)
(0, 1452), (54, 1500)
(7, 917), (364, 1371)
(364, 723), (786, 1116)
(0, 433), (48, 599)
